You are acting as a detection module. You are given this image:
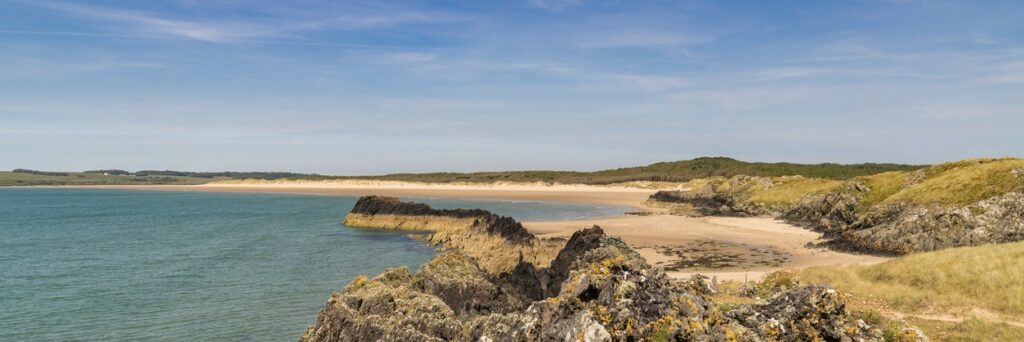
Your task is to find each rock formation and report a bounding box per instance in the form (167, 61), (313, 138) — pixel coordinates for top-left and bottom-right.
(300, 197), (924, 341)
(648, 158), (1024, 254)
(343, 196), (563, 273)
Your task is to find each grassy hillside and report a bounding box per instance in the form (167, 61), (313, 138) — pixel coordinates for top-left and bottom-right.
(666, 157), (1023, 210)
(0, 171), (212, 186)
(360, 157), (923, 184)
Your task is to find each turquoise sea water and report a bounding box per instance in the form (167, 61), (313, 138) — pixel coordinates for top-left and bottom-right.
(0, 188), (624, 341)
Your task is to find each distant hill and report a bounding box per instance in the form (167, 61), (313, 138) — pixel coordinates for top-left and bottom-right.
(358, 157), (924, 184)
(2, 158), (924, 186)
(0, 170), (211, 186)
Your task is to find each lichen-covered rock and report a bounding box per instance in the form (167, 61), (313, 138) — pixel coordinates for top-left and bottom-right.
(650, 168), (1024, 255)
(344, 196), (563, 273)
(302, 200), (913, 342)
(649, 176), (808, 217)
(299, 267), (464, 342)
(841, 192), (1024, 253)
(782, 190), (863, 236)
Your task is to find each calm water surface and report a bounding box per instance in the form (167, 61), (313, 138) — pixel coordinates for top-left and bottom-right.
(0, 188), (624, 341)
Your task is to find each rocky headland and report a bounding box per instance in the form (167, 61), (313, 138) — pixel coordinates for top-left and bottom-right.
(300, 196), (925, 341)
(343, 195), (563, 273)
(647, 158), (1024, 254)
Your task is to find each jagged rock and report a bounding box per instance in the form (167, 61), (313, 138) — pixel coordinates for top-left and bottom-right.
(301, 199), (910, 341)
(649, 176), (793, 217)
(348, 196), (535, 244)
(650, 170), (1024, 254)
(344, 196), (562, 273)
(782, 191), (862, 236)
(841, 192), (1024, 253)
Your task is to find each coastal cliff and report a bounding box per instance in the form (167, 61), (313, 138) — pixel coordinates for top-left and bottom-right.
(301, 197), (925, 341)
(648, 158), (1024, 254)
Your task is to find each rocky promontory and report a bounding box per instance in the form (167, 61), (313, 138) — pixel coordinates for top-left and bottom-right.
(300, 196), (924, 341)
(343, 195), (563, 273)
(647, 158), (1024, 254)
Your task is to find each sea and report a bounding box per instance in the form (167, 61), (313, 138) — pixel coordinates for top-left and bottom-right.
(0, 188), (625, 341)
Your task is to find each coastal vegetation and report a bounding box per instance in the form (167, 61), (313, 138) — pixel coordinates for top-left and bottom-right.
(799, 241), (1024, 317)
(1, 169), (320, 186)
(0, 170), (210, 186)
(649, 157), (1024, 254)
(4, 157), (923, 186)
(794, 240), (1024, 341)
(357, 157), (923, 184)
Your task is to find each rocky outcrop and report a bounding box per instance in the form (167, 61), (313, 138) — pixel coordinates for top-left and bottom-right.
(648, 176), (796, 217)
(837, 192), (1024, 253)
(302, 200), (922, 341)
(343, 196), (562, 273)
(346, 195), (535, 244)
(649, 163), (1024, 254)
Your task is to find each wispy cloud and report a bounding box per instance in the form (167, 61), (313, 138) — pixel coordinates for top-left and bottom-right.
(610, 74), (691, 92)
(294, 12), (453, 31)
(528, 0), (586, 11)
(23, 0), (287, 42)
(17, 0), (452, 43)
(574, 29), (709, 49)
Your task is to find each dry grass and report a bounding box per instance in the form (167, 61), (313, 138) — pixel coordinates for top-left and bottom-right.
(905, 317), (1024, 342)
(745, 177), (843, 206)
(795, 240), (1024, 340)
(799, 240), (1024, 317)
(884, 158), (1024, 206)
(729, 157), (1024, 210)
(853, 171), (911, 208)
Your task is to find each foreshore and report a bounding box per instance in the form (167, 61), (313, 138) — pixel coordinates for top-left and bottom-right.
(42, 181), (889, 280)
(44, 182), (656, 209)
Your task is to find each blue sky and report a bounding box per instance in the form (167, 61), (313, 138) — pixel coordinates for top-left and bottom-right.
(1, 0), (1022, 174)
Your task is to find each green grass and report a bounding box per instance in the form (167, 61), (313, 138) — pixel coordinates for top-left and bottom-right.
(0, 171), (213, 186)
(697, 157), (1024, 211)
(355, 157), (923, 185)
(799, 241), (1024, 316)
(883, 158), (1024, 206)
(745, 177), (844, 206)
(853, 171), (912, 208)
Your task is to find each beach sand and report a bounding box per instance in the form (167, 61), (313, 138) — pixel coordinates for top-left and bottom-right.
(61, 182), (657, 209)
(525, 215), (888, 282)
(63, 182), (888, 281)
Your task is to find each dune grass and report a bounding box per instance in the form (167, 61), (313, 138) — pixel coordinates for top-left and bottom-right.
(745, 177), (844, 206)
(724, 157), (1024, 211)
(906, 317), (1024, 342)
(883, 158), (1024, 206)
(799, 241), (1024, 316)
(853, 171), (911, 208)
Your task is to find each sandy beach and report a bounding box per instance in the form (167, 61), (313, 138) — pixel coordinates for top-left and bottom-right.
(56, 181), (658, 209)
(525, 215), (888, 281)
(60, 181), (888, 281)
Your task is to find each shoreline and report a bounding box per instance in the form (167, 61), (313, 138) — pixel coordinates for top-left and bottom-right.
(29, 183), (889, 281)
(30, 183), (656, 209)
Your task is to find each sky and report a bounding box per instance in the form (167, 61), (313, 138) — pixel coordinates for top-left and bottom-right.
(1, 0), (1022, 174)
